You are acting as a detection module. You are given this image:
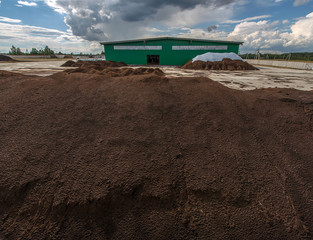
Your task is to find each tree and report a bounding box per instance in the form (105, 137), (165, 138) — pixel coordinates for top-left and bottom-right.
(9, 45), (17, 55)
(16, 47), (23, 55)
(44, 45), (54, 55)
(38, 48), (44, 55)
(30, 48), (38, 55)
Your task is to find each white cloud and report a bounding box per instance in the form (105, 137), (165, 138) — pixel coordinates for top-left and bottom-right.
(229, 24), (283, 51)
(0, 16), (22, 23)
(34, 0), (66, 13)
(282, 12), (313, 47)
(256, 0), (284, 6)
(226, 12), (313, 52)
(293, 0), (310, 6)
(176, 27), (229, 40)
(290, 12), (313, 37)
(229, 20), (279, 36)
(225, 15), (272, 24)
(17, 1), (37, 7)
(0, 21), (102, 53)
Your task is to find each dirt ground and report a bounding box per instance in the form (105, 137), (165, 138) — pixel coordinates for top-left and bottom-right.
(0, 62), (313, 239)
(163, 66), (313, 91)
(1, 60), (313, 91)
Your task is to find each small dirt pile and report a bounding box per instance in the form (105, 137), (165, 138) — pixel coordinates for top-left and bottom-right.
(0, 70), (313, 239)
(61, 60), (76, 67)
(61, 60), (127, 68)
(182, 58), (258, 71)
(0, 55), (15, 62)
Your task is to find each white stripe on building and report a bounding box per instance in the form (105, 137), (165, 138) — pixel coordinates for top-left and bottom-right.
(172, 45), (228, 50)
(114, 46), (162, 50)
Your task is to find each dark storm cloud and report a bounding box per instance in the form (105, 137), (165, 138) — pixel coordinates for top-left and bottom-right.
(65, 9), (108, 41)
(52, 0), (235, 41)
(115, 0), (234, 21)
(207, 25), (217, 32)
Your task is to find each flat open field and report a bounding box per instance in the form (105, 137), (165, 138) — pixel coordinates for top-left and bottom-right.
(0, 61), (312, 239)
(1, 60), (313, 90)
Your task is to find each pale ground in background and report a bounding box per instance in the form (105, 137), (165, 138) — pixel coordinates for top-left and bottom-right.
(162, 66), (313, 91)
(0, 60), (69, 77)
(0, 60), (312, 91)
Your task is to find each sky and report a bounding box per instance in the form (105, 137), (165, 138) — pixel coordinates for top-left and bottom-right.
(0, 0), (312, 54)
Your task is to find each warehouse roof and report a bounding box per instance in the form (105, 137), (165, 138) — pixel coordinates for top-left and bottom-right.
(100, 37), (243, 45)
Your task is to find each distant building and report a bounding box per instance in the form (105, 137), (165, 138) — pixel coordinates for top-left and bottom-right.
(100, 37), (243, 65)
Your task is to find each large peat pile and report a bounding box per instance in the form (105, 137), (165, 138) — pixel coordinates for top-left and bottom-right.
(66, 66), (165, 77)
(62, 60), (164, 77)
(0, 67), (313, 239)
(182, 58), (258, 71)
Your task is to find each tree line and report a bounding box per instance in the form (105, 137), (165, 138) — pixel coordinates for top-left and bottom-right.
(8, 45), (105, 56)
(9, 45), (57, 55)
(240, 52), (313, 61)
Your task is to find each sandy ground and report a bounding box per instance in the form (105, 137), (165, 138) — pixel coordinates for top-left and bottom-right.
(0, 60), (70, 76)
(1, 60), (312, 90)
(162, 66), (313, 91)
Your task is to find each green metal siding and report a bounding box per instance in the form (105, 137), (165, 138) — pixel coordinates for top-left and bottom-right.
(104, 39), (240, 65)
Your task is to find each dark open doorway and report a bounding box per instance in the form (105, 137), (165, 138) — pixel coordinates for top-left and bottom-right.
(147, 55), (160, 65)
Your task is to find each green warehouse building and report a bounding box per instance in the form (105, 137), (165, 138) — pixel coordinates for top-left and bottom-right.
(100, 37), (243, 66)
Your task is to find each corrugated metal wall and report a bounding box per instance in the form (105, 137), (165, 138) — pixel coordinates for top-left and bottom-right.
(104, 39), (240, 65)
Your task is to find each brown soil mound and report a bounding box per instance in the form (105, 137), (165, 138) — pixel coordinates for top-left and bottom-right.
(61, 60), (76, 67)
(182, 58), (258, 70)
(0, 55), (15, 62)
(65, 66), (165, 77)
(0, 70), (313, 239)
(61, 60), (127, 68)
